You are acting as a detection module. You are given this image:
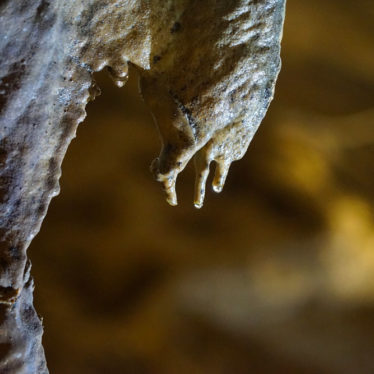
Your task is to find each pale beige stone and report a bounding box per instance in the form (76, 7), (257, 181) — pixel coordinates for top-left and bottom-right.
(0, 1), (285, 372)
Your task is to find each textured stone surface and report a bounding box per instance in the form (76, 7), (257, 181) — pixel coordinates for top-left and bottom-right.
(0, 1), (285, 372)
(142, 1), (284, 206)
(30, 1), (374, 373)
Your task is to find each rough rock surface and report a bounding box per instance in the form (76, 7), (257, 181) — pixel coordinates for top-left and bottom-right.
(0, 1), (285, 372)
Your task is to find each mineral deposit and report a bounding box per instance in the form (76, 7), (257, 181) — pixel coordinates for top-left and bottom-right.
(0, 1), (285, 372)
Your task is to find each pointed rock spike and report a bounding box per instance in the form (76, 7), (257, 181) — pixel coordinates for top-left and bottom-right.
(212, 160), (231, 193)
(163, 175), (178, 206)
(194, 151), (211, 209)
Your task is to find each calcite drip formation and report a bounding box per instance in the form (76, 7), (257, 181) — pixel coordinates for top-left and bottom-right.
(0, 1), (285, 373)
(139, 1), (285, 207)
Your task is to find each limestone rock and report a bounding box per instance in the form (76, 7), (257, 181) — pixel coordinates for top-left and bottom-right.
(0, 1), (285, 372)
(141, 1), (285, 207)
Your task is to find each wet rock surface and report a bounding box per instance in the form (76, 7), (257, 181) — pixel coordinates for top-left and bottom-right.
(29, 0), (374, 373)
(0, 1), (285, 372)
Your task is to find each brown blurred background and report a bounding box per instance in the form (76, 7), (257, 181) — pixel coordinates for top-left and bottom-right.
(30, 1), (374, 373)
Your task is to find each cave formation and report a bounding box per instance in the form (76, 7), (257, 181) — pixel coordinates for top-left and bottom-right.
(0, 1), (285, 372)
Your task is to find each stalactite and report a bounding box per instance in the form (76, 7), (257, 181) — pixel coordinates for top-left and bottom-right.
(0, 1), (285, 372)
